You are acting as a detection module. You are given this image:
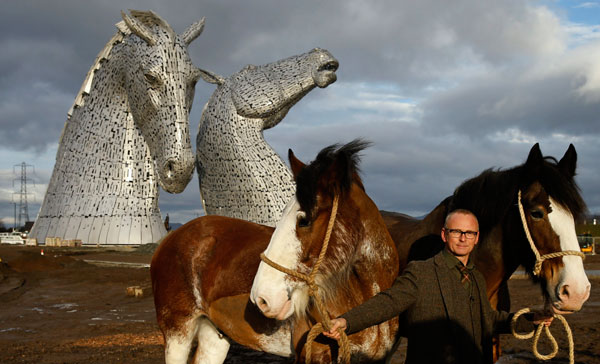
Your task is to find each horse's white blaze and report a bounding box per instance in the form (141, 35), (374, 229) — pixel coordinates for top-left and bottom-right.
(251, 198), (303, 320)
(547, 198), (591, 310)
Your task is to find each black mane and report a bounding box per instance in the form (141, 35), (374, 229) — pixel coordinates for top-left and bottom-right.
(295, 139), (369, 218)
(450, 155), (587, 235)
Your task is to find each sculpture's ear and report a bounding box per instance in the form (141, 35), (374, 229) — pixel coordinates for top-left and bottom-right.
(196, 68), (225, 85)
(121, 10), (157, 45)
(289, 149), (306, 180)
(181, 17), (205, 46)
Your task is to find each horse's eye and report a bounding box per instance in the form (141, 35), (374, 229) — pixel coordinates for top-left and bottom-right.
(144, 73), (161, 88)
(297, 211), (310, 228)
(530, 209), (544, 220)
(298, 217), (310, 228)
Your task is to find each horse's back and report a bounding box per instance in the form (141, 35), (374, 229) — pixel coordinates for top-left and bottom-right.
(381, 199), (449, 271)
(151, 215), (274, 314)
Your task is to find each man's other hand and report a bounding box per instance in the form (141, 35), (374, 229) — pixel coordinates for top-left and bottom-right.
(322, 318), (347, 340)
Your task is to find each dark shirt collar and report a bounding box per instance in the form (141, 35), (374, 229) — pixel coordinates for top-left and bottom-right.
(442, 248), (474, 270)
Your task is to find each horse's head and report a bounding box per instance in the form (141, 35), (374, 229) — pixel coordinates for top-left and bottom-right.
(251, 140), (397, 321)
(230, 48), (338, 129)
(117, 10), (207, 193)
(517, 143), (590, 314)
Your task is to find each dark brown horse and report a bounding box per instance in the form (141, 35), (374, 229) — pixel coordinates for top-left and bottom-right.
(384, 143), (591, 317)
(151, 140), (399, 363)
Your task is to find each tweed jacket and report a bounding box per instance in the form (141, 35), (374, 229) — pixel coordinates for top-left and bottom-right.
(341, 251), (514, 364)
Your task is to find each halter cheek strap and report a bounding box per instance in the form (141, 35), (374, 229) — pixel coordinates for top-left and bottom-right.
(517, 189), (585, 277)
(259, 195), (351, 364)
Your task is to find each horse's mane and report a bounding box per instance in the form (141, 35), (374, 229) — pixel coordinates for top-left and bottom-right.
(67, 10), (175, 119)
(535, 156), (587, 219)
(450, 155), (587, 235)
(295, 139), (369, 219)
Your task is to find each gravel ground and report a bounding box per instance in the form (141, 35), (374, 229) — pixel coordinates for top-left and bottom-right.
(0, 245), (598, 363)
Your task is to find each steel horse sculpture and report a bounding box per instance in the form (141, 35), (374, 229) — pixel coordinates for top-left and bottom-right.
(30, 10), (206, 245)
(196, 49), (338, 226)
(151, 140), (399, 363)
(384, 143), (590, 316)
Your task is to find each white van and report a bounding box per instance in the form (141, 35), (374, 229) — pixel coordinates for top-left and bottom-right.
(0, 231), (25, 245)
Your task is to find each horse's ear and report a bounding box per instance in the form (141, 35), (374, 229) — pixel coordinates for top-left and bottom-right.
(558, 144), (577, 178)
(181, 17), (205, 46)
(196, 68), (225, 85)
(121, 10), (157, 46)
(525, 143), (543, 169)
(521, 143), (543, 183)
(289, 149), (305, 179)
(321, 150), (353, 196)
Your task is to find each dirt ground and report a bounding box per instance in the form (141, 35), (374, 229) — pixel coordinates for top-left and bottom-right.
(0, 245), (598, 364)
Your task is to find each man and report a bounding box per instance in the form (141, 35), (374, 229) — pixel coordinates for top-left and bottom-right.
(323, 209), (552, 364)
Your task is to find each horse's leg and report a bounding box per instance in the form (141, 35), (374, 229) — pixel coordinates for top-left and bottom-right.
(192, 317), (230, 364)
(493, 280), (511, 362)
(164, 316), (200, 364)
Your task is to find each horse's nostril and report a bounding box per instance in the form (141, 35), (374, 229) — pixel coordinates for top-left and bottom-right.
(256, 296), (270, 313)
(559, 284), (570, 299)
(164, 160), (175, 178)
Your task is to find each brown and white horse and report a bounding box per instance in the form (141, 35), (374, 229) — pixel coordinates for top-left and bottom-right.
(384, 143), (590, 322)
(151, 140), (399, 363)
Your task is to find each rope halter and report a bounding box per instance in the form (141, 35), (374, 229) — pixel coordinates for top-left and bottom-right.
(517, 189), (584, 277)
(514, 189), (585, 364)
(259, 195), (351, 364)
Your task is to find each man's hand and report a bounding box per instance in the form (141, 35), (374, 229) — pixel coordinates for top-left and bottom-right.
(532, 309), (554, 327)
(322, 318), (347, 340)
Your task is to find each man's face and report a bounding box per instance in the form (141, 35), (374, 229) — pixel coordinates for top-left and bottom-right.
(441, 212), (479, 258)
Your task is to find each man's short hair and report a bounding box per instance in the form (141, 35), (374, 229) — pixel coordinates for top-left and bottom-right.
(445, 209), (479, 229)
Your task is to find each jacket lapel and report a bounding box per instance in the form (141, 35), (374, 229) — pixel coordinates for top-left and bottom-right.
(434, 252), (457, 319)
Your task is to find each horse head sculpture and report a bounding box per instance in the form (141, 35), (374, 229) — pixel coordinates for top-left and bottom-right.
(196, 48), (339, 226)
(118, 10), (203, 192)
(30, 10), (208, 245)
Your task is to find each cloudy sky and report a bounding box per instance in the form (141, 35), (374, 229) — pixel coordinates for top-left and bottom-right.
(0, 0), (599, 227)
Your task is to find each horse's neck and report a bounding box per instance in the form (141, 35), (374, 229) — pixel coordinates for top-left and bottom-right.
(329, 192), (399, 316)
(422, 199), (449, 233)
(197, 88), (294, 225)
(43, 57), (158, 215)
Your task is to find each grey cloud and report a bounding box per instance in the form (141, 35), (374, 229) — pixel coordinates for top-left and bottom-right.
(1, 0), (599, 225)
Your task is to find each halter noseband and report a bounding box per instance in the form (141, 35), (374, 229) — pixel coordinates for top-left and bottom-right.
(517, 190), (585, 276)
(259, 195), (351, 364)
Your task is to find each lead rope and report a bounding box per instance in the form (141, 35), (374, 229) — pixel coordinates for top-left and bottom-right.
(513, 190), (584, 364)
(260, 195), (351, 364)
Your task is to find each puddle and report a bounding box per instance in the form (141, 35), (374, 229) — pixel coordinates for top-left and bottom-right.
(0, 327), (35, 333)
(52, 303), (78, 310)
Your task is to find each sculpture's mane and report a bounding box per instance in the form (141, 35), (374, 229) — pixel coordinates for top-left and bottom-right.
(67, 10), (175, 118)
(67, 31), (124, 119)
